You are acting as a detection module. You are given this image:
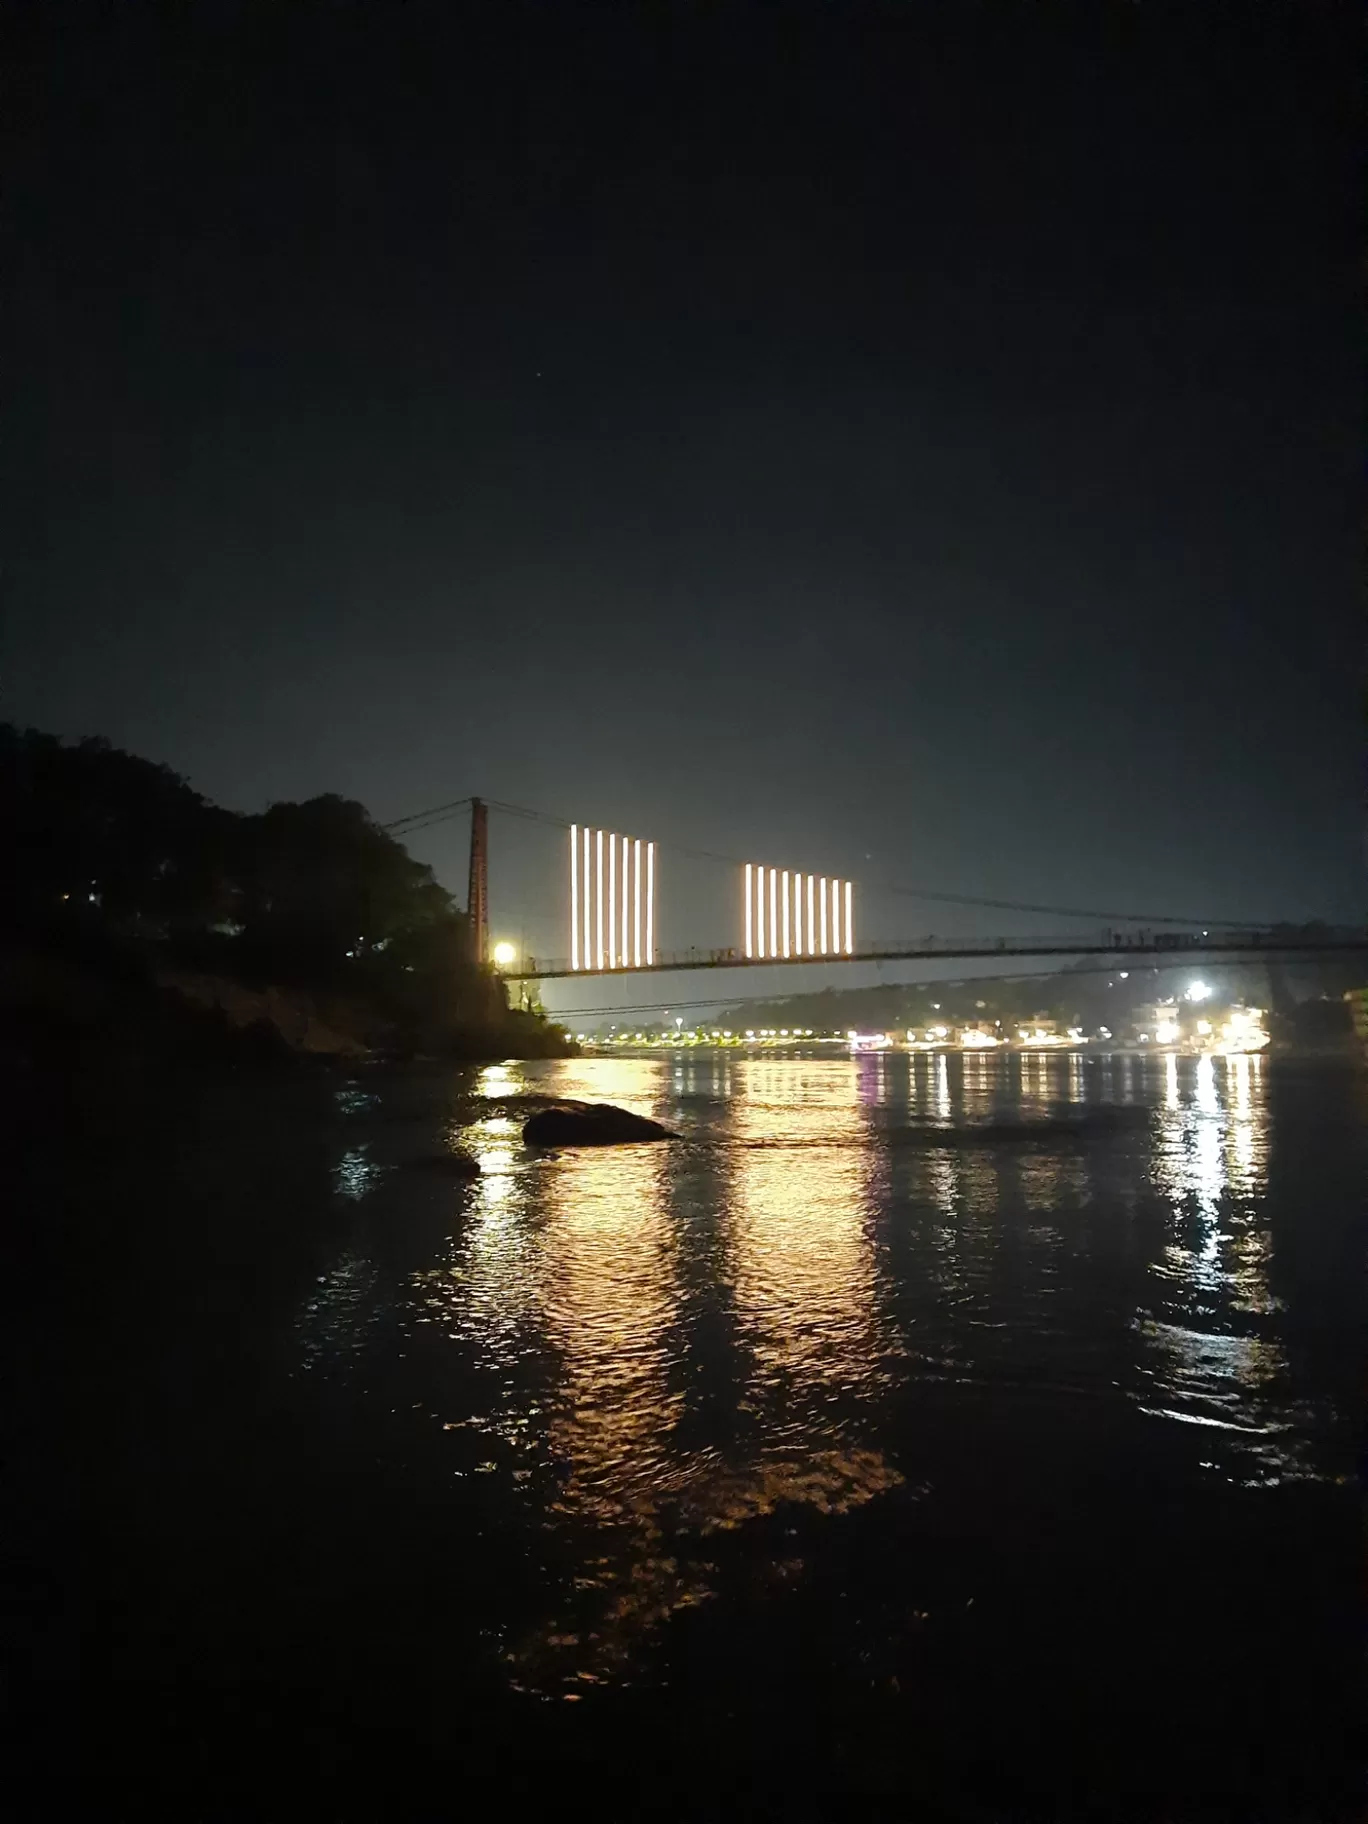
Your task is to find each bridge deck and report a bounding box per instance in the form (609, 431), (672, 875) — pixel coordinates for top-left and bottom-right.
(505, 932), (1367, 981)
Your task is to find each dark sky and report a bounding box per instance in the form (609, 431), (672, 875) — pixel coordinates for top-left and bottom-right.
(4, 1), (1361, 976)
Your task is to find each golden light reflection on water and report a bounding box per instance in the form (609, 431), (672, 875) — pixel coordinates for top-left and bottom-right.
(1138, 1051), (1293, 1470)
(961, 1051), (996, 1119)
(1151, 1054), (1268, 1232)
(1016, 1049), (1058, 1117)
(931, 1052), (952, 1123)
(537, 1141), (680, 1518)
(729, 1059), (887, 1428)
(294, 1046), (1338, 1696)
(504, 1059), (908, 1689)
(449, 1058), (908, 1691)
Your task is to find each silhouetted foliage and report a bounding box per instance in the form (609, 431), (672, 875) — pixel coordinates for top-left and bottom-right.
(1, 723), (569, 1056)
(1, 724), (234, 934)
(228, 794), (458, 977)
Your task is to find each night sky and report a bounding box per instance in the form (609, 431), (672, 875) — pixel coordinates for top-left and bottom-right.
(4, 3), (1360, 988)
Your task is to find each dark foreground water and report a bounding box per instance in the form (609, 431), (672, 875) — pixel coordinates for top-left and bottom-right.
(33, 1051), (1367, 1813)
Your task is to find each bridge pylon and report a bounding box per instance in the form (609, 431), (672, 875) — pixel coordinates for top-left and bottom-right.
(467, 797), (489, 965)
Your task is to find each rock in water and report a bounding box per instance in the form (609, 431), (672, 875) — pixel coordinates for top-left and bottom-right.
(522, 1102), (677, 1147)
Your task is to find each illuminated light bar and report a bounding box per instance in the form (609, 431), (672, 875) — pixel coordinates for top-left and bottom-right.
(621, 834), (629, 967)
(634, 839), (642, 966)
(570, 825), (580, 969)
(596, 830), (605, 969)
(743, 864), (854, 963)
(583, 827), (592, 967)
(646, 842), (655, 964)
(573, 827), (657, 970)
(608, 834), (616, 968)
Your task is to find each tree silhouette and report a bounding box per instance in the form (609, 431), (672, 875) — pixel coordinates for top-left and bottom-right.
(0, 723), (566, 1056)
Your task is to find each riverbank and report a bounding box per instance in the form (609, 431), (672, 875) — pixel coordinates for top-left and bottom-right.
(0, 933), (575, 1070)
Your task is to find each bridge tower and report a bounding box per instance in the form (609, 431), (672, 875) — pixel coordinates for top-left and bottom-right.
(466, 797), (489, 965)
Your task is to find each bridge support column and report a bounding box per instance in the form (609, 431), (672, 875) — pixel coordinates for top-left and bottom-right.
(467, 797), (489, 966)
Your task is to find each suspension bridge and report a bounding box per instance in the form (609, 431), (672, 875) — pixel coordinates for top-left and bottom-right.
(382, 796), (1368, 983)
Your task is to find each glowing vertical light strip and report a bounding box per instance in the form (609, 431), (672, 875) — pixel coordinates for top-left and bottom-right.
(608, 835), (617, 967)
(745, 864), (753, 959)
(621, 835), (630, 966)
(769, 867), (778, 958)
(793, 872), (803, 956)
(634, 839), (642, 966)
(646, 842), (655, 963)
(845, 880), (853, 954)
(781, 870), (790, 958)
(595, 830), (604, 969)
(583, 827), (592, 966)
(756, 866), (765, 957)
(806, 874), (815, 955)
(570, 825), (579, 969)
(831, 877), (841, 954)
(819, 877), (827, 953)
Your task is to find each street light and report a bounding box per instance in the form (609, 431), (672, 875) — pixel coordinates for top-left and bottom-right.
(492, 941), (517, 967)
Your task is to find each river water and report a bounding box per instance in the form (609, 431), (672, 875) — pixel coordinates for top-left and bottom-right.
(73, 1050), (1363, 1812)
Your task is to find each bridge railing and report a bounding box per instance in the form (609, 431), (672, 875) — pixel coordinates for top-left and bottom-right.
(506, 926), (1362, 980)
